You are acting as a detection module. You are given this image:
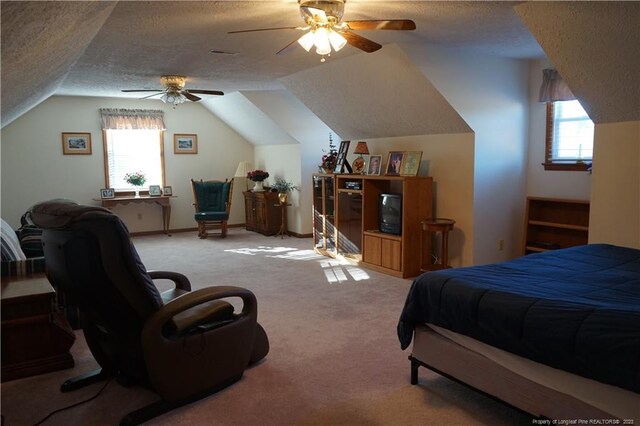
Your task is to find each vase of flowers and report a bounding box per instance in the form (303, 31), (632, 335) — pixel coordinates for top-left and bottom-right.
(320, 135), (338, 174)
(247, 169), (269, 192)
(124, 171), (146, 198)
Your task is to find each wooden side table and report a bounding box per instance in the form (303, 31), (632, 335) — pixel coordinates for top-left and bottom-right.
(1, 275), (75, 382)
(275, 203), (291, 239)
(421, 218), (455, 272)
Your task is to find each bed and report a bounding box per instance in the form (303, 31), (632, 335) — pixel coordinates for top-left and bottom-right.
(398, 243), (640, 421)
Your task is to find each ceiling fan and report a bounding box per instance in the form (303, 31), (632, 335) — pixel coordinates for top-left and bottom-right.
(121, 75), (224, 107)
(228, 0), (415, 62)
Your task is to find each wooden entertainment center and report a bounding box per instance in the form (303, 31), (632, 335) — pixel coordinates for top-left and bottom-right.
(313, 173), (433, 278)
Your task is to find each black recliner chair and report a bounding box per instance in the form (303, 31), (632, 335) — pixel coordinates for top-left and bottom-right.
(30, 200), (269, 425)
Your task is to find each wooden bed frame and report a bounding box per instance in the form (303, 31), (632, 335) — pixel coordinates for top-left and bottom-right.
(409, 325), (627, 420)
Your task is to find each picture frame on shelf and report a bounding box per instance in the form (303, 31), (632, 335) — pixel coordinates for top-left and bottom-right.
(400, 151), (422, 176)
(163, 186), (173, 196)
(100, 188), (115, 199)
(173, 134), (198, 154)
(149, 185), (162, 197)
(335, 140), (352, 173)
(385, 151), (404, 176)
(367, 155), (382, 176)
(62, 132), (92, 155)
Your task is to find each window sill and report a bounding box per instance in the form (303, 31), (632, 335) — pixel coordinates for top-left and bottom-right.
(542, 162), (591, 172)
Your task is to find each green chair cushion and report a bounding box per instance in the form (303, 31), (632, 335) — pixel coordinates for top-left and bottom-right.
(195, 212), (229, 221)
(193, 181), (230, 212)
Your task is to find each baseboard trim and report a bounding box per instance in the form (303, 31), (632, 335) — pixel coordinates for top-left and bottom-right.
(130, 225), (312, 238)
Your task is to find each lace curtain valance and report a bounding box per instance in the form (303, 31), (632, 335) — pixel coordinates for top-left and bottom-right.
(538, 69), (576, 103)
(99, 108), (165, 130)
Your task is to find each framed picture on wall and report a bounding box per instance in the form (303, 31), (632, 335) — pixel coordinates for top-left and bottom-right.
(174, 134), (198, 154)
(400, 151), (422, 176)
(62, 132), (92, 155)
(385, 151), (404, 176)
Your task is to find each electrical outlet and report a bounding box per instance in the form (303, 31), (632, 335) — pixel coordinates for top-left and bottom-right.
(137, 213), (143, 220)
(498, 239), (504, 251)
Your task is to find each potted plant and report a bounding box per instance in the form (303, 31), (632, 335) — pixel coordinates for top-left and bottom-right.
(247, 169), (269, 192)
(124, 171), (146, 198)
(271, 177), (299, 204)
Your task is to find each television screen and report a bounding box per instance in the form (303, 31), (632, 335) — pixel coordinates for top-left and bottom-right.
(379, 193), (402, 235)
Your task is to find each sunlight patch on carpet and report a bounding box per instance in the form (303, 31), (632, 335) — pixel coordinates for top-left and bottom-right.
(320, 258), (370, 283)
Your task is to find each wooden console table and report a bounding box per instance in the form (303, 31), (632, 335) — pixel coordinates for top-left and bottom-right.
(94, 195), (176, 235)
(1, 275), (75, 382)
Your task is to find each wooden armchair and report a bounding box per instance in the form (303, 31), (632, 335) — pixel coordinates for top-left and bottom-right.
(190, 179), (234, 238)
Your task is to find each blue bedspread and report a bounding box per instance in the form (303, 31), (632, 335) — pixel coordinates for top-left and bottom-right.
(397, 244), (640, 393)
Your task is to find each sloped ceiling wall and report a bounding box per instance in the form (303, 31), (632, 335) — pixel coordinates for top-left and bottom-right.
(280, 44), (471, 140)
(0, 2), (117, 127)
(201, 92), (298, 146)
(515, 1), (640, 124)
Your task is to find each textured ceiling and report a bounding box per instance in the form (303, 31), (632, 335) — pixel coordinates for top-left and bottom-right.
(1, 1), (545, 127)
(515, 1), (640, 124)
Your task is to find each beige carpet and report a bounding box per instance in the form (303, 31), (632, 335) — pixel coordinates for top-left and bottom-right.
(1, 230), (531, 425)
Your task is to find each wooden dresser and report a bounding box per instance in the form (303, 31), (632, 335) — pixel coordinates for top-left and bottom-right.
(1, 275), (75, 381)
(243, 190), (281, 236)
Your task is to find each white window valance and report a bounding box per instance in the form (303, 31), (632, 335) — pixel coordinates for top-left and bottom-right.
(99, 108), (165, 130)
(538, 69), (576, 103)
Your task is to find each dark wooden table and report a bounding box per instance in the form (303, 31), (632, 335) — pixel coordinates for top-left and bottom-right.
(1, 275), (75, 382)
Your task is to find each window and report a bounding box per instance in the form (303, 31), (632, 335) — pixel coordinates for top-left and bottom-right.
(544, 100), (594, 171)
(103, 129), (165, 192)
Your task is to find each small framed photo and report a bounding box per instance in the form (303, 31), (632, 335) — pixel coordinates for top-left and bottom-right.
(62, 132), (92, 155)
(149, 185), (162, 196)
(174, 134), (198, 154)
(163, 186), (173, 196)
(335, 140), (352, 173)
(400, 151), (423, 176)
(100, 188), (115, 199)
(367, 155), (382, 176)
(385, 151), (404, 176)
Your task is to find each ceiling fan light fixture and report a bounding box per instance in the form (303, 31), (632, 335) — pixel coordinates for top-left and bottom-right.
(297, 31), (316, 52)
(161, 91), (186, 107)
(328, 29), (347, 51)
(313, 27), (331, 56)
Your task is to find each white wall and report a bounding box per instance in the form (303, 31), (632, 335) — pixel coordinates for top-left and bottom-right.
(357, 134), (475, 267)
(253, 144), (303, 233)
(589, 120), (640, 248)
(1, 96), (254, 231)
(402, 44), (530, 264)
(525, 59), (592, 199)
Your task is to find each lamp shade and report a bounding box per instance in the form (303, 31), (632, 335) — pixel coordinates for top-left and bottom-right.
(353, 141), (369, 155)
(234, 161), (253, 177)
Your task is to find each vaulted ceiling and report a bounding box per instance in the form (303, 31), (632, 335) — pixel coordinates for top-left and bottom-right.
(1, 1), (544, 128)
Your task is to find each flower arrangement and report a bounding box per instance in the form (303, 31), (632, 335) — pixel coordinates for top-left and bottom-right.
(247, 169), (269, 182)
(320, 134), (338, 172)
(124, 171), (146, 187)
(271, 177), (299, 193)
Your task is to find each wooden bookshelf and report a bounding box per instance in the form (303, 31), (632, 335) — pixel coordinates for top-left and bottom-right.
(523, 197), (590, 255)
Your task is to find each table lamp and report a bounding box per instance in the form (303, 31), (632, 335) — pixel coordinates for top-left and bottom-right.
(352, 141), (369, 174)
(234, 161), (253, 191)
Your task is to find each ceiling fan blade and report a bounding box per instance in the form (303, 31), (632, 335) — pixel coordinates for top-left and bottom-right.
(343, 20), (416, 31)
(228, 26), (300, 34)
(121, 89), (163, 93)
(276, 37), (301, 55)
(140, 92), (164, 100)
(186, 89), (224, 96)
(182, 91), (201, 102)
(341, 31), (382, 53)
